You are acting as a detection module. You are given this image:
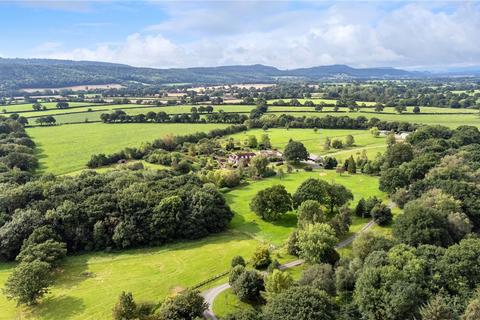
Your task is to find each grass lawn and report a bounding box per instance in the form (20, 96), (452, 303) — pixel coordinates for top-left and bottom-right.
(227, 128), (386, 163)
(27, 122), (229, 175)
(212, 288), (256, 318)
(225, 169), (385, 245)
(0, 232), (259, 320)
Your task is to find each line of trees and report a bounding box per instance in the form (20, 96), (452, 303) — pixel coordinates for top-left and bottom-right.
(34, 115), (56, 126)
(0, 116), (37, 184)
(100, 110), (248, 124)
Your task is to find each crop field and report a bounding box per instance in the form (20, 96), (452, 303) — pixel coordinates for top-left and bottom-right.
(0, 232), (259, 320)
(227, 128), (386, 163)
(27, 123), (229, 174)
(225, 169), (385, 244)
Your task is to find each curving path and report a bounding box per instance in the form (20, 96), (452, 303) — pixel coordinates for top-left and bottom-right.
(201, 219), (376, 320)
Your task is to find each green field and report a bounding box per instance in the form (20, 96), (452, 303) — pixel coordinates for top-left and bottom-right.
(27, 123), (229, 174)
(267, 110), (480, 128)
(20, 102), (480, 127)
(0, 232), (259, 320)
(0, 167), (384, 319)
(266, 98), (377, 106)
(227, 128), (386, 163)
(225, 169), (385, 244)
(1, 102), (96, 114)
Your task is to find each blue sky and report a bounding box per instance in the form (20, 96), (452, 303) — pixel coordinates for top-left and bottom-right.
(1, 1), (479, 70)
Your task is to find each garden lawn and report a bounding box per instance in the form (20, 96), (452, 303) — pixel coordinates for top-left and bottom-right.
(227, 128), (386, 163)
(27, 122), (229, 175)
(0, 232), (259, 320)
(225, 169), (385, 245)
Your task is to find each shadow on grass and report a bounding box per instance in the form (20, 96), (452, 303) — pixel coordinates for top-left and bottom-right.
(33, 295), (86, 320)
(32, 143), (47, 174)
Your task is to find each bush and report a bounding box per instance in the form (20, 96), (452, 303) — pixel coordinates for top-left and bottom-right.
(158, 290), (207, 320)
(251, 245), (272, 269)
(331, 139), (343, 149)
(263, 286), (337, 320)
(231, 270), (265, 302)
(267, 259), (281, 273)
(231, 255), (246, 268)
(287, 230), (300, 256)
(323, 157), (338, 169)
(371, 204), (392, 226)
(113, 291), (137, 320)
(229, 265), (246, 286)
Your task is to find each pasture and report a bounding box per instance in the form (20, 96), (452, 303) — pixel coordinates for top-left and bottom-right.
(267, 110), (480, 128)
(266, 98), (377, 106)
(2, 102), (95, 114)
(0, 232), (259, 320)
(27, 123), (229, 175)
(24, 104), (256, 124)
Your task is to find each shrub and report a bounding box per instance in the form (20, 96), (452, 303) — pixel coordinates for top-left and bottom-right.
(231, 255), (246, 268)
(251, 245), (272, 269)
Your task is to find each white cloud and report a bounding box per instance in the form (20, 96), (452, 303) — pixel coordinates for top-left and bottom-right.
(34, 2), (480, 69)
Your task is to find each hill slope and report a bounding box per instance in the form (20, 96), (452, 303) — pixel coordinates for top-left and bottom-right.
(0, 58), (421, 90)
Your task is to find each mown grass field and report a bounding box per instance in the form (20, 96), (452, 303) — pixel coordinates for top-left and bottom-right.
(27, 123), (229, 174)
(227, 128), (386, 163)
(225, 169), (385, 244)
(0, 232), (259, 320)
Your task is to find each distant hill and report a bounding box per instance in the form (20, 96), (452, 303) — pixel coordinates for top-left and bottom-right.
(0, 58), (425, 90)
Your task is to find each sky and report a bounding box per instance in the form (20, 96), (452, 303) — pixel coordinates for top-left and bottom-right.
(0, 0), (479, 70)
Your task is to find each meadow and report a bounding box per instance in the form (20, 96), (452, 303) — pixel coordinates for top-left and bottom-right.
(24, 104), (256, 124)
(27, 122), (229, 175)
(21, 102), (480, 128)
(0, 232), (259, 320)
(267, 110), (480, 128)
(1, 102), (95, 113)
(266, 98), (377, 106)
